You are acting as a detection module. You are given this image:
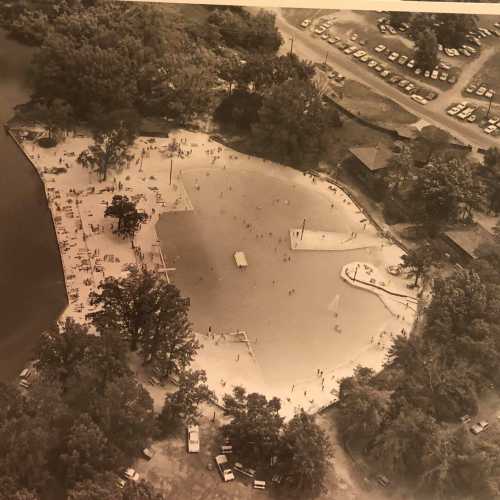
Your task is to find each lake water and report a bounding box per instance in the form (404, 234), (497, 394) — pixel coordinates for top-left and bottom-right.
(157, 165), (392, 391)
(0, 29), (67, 380)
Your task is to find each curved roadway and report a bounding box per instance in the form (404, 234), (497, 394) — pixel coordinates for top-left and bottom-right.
(273, 8), (499, 151)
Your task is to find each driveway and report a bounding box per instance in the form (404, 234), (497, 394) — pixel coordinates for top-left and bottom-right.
(272, 8), (500, 151)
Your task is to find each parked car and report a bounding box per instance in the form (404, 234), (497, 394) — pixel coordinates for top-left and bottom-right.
(440, 62), (451, 70)
(353, 50), (366, 58)
(328, 37), (340, 44)
(335, 74), (345, 83)
(300, 19), (311, 28)
(460, 415), (472, 424)
(117, 478), (127, 489)
(485, 90), (495, 99)
(388, 25), (397, 35)
(377, 475), (391, 487)
(253, 480), (266, 490)
(328, 71), (337, 79)
(398, 55), (409, 65)
(470, 421), (489, 434)
(378, 24), (387, 34)
(123, 468), (140, 482)
(388, 52), (399, 61)
(426, 91), (438, 100)
(476, 86), (487, 96)
(314, 27), (326, 35)
(321, 33), (329, 40)
(398, 79), (409, 88)
(448, 75), (457, 84)
(467, 115), (477, 123)
(215, 455), (235, 482)
(374, 44), (386, 52)
(440, 72), (448, 81)
(445, 48), (455, 57)
(466, 84), (478, 94)
(351, 33), (358, 41)
(488, 117), (500, 125)
(360, 54), (370, 62)
(414, 68), (422, 75)
(367, 60), (377, 68)
(484, 125), (498, 135)
(447, 107), (460, 116)
(411, 94), (428, 105)
(389, 75), (401, 84)
(380, 70), (391, 78)
(431, 70), (439, 80)
(142, 447), (155, 460)
(187, 424), (200, 453)
(407, 59), (415, 69)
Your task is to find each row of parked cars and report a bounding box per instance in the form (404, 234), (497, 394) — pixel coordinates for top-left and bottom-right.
(374, 44), (457, 85)
(327, 40), (438, 103)
(376, 17), (409, 35)
(214, 454), (266, 490)
(465, 82), (496, 100)
(447, 102), (500, 135)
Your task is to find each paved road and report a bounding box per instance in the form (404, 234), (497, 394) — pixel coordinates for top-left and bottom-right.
(273, 9), (499, 151)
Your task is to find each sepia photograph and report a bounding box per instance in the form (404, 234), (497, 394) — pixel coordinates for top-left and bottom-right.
(1, 0), (500, 498)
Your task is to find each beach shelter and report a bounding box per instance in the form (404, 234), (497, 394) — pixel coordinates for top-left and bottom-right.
(234, 251), (248, 269)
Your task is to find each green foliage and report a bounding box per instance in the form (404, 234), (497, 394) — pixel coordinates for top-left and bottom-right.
(222, 386), (283, 465)
(159, 369), (215, 432)
(88, 267), (198, 377)
(415, 28), (439, 71)
(252, 78), (341, 167)
(78, 120), (136, 181)
(400, 243), (435, 286)
(67, 473), (122, 500)
(60, 414), (120, 486)
(214, 90), (263, 130)
(104, 195), (147, 240)
(208, 8), (282, 54)
(276, 410), (333, 498)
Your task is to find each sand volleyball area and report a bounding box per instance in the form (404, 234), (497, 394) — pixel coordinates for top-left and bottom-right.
(12, 127), (418, 419)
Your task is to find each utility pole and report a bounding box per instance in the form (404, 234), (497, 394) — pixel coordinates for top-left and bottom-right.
(289, 36), (294, 56)
(324, 51), (329, 67)
(169, 158), (173, 185)
(300, 218), (306, 240)
(486, 91), (495, 121)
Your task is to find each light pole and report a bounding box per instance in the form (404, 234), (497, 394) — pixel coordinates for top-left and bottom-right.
(324, 51), (329, 67)
(289, 36), (294, 56)
(169, 158), (173, 185)
(300, 218), (306, 240)
(486, 91), (496, 121)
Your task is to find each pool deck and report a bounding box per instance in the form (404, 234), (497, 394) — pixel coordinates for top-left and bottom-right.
(12, 126), (419, 420)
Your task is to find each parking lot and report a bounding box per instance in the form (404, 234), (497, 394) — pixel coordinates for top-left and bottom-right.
(300, 12), (500, 113)
(446, 100), (500, 136)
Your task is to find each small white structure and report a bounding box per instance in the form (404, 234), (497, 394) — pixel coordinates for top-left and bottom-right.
(234, 251), (248, 269)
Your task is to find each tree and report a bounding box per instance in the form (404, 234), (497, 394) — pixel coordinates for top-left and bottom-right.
(400, 243), (435, 287)
(276, 410), (333, 498)
(77, 122), (135, 181)
(122, 479), (166, 500)
(67, 473), (121, 500)
(389, 11), (411, 28)
(89, 267), (198, 377)
(415, 125), (452, 164)
(222, 387), (283, 465)
(35, 318), (92, 385)
(92, 376), (155, 455)
(480, 147), (500, 213)
(104, 195), (147, 241)
(252, 78), (341, 167)
(159, 369), (215, 431)
(60, 414), (120, 486)
(412, 158), (483, 232)
(415, 28), (438, 71)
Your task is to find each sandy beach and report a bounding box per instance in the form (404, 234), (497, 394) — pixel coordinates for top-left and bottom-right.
(13, 127), (418, 419)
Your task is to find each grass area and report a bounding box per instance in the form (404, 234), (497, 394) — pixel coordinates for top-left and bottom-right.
(468, 50), (500, 94)
(341, 79), (418, 126)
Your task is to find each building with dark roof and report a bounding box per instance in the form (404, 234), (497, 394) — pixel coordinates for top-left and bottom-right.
(443, 223), (495, 261)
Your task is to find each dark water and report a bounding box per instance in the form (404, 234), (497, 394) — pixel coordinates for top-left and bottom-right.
(0, 30), (67, 380)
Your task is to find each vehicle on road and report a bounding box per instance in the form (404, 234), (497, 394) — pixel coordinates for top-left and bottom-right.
(411, 94), (428, 105)
(187, 424), (200, 453)
(470, 421), (490, 434)
(215, 455), (235, 482)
